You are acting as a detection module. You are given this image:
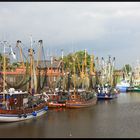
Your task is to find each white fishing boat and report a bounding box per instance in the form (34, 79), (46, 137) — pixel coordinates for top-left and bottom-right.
(116, 79), (130, 92)
(0, 38), (48, 122)
(0, 90), (48, 122)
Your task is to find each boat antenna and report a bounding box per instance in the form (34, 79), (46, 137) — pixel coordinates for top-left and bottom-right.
(61, 49), (64, 60)
(84, 49), (87, 75)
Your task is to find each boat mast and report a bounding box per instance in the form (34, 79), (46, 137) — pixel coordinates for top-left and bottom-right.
(90, 55), (94, 75)
(3, 42), (6, 101)
(73, 55), (76, 97)
(50, 55), (53, 91)
(101, 57), (105, 87)
(61, 49), (64, 74)
(61, 49), (64, 75)
(84, 49), (87, 75)
(60, 49), (65, 91)
(1, 41), (13, 100)
(61, 49), (64, 60)
(112, 57), (116, 87)
(37, 40), (43, 68)
(16, 40), (24, 68)
(108, 55), (111, 86)
(29, 35), (37, 95)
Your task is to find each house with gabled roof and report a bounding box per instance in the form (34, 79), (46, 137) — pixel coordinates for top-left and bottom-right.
(0, 57), (64, 91)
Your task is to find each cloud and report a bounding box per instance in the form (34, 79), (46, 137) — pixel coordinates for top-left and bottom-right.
(0, 2), (140, 68)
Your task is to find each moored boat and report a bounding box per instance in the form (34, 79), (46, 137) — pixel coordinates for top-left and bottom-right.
(97, 93), (118, 100)
(95, 56), (119, 99)
(0, 89), (48, 122)
(46, 92), (67, 108)
(47, 101), (66, 108)
(0, 39), (48, 122)
(126, 86), (140, 92)
(44, 89), (69, 108)
(96, 85), (119, 100)
(65, 90), (97, 108)
(116, 80), (130, 92)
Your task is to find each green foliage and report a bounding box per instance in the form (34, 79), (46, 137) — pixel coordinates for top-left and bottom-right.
(0, 53), (2, 62)
(122, 64), (132, 75)
(62, 50), (93, 74)
(0, 53), (11, 70)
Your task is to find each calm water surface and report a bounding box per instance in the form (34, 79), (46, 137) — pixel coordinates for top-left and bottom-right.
(0, 92), (140, 138)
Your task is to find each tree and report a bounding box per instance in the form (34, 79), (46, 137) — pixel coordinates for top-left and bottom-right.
(62, 50), (93, 74)
(122, 64), (132, 76)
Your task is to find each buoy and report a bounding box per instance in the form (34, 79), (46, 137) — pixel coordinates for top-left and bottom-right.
(71, 95), (75, 99)
(32, 111), (37, 116)
(18, 114), (22, 118)
(14, 98), (18, 105)
(44, 106), (48, 111)
(69, 131), (72, 137)
(23, 114), (27, 118)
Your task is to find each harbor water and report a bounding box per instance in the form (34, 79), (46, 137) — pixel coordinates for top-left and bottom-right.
(0, 92), (140, 138)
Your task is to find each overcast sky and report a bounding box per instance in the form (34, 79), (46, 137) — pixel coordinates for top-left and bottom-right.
(0, 2), (140, 69)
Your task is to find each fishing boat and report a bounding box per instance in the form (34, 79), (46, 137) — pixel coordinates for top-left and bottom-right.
(126, 61), (140, 92)
(126, 79), (140, 92)
(0, 38), (48, 122)
(116, 79), (130, 92)
(44, 49), (70, 108)
(65, 49), (97, 108)
(95, 56), (119, 99)
(47, 101), (66, 108)
(97, 94), (117, 99)
(96, 85), (118, 100)
(126, 86), (140, 92)
(65, 89), (97, 108)
(116, 64), (132, 92)
(0, 88), (48, 122)
(45, 90), (68, 108)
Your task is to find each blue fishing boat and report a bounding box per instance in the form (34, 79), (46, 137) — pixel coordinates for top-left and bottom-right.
(95, 56), (119, 100)
(97, 92), (118, 100)
(96, 85), (119, 100)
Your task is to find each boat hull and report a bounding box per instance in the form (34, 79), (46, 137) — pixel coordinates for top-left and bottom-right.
(127, 87), (140, 92)
(0, 108), (47, 122)
(117, 87), (128, 92)
(65, 97), (97, 109)
(0, 103), (48, 122)
(97, 94), (117, 100)
(47, 101), (66, 108)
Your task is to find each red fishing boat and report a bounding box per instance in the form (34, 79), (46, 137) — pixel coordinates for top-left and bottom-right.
(65, 90), (97, 108)
(0, 39), (48, 122)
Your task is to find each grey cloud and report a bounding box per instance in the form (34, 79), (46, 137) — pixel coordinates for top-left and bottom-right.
(0, 2), (140, 68)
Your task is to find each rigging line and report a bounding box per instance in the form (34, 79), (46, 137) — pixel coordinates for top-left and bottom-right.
(1, 74), (31, 89)
(7, 58), (30, 89)
(1, 58), (30, 87)
(36, 40), (47, 91)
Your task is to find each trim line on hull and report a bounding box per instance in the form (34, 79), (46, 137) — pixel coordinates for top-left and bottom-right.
(0, 108), (48, 122)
